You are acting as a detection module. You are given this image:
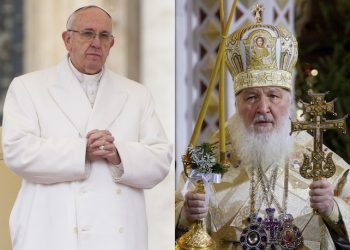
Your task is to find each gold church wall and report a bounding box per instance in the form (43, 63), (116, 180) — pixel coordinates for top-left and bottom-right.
(0, 129), (21, 250)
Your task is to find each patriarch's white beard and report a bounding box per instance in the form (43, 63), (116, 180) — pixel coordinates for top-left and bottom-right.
(230, 112), (293, 170)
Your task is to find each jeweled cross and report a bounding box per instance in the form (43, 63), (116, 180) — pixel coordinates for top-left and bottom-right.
(263, 208), (280, 242)
(291, 90), (347, 180)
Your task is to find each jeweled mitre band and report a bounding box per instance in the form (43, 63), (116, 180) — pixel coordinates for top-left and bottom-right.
(234, 69), (292, 94)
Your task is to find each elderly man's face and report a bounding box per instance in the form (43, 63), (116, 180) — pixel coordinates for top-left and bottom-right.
(62, 8), (114, 74)
(236, 87), (291, 133)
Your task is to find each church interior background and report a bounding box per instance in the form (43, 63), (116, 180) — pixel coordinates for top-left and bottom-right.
(175, 0), (350, 184)
(0, 1), (174, 250)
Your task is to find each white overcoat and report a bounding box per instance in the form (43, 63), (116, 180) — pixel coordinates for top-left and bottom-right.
(2, 58), (172, 250)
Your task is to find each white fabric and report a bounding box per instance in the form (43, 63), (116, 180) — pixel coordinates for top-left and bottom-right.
(2, 57), (172, 250)
(68, 58), (103, 107)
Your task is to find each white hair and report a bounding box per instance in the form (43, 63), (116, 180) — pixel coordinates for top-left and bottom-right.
(66, 5), (112, 29)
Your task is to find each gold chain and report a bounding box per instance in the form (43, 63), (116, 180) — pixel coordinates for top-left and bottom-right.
(249, 164), (256, 215)
(248, 158), (290, 215)
(282, 158), (289, 214)
(257, 164), (279, 210)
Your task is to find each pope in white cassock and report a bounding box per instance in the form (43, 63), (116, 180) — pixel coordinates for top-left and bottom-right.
(176, 13), (350, 250)
(2, 5), (172, 250)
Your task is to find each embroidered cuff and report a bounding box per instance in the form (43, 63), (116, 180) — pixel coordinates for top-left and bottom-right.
(325, 200), (340, 224)
(322, 199), (347, 237)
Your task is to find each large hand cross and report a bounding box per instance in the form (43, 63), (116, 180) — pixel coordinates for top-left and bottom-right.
(291, 90), (347, 180)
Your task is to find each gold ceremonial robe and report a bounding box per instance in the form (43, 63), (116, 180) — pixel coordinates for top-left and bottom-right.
(176, 118), (350, 250)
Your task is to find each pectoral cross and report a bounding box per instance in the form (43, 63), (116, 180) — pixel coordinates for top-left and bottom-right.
(291, 90), (347, 180)
(263, 208), (280, 245)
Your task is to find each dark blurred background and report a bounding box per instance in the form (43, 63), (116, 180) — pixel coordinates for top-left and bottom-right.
(295, 0), (350, 163)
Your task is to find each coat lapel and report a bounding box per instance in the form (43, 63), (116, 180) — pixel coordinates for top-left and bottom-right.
(86, 71), (128, 132)
(48, 59), (92, 137)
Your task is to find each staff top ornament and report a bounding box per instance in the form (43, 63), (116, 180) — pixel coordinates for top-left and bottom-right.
(291, 90), (348, 180)
(182, 143), (226, 177)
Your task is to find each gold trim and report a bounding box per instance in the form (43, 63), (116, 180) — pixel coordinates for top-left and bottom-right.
(234, 69), (292, 94)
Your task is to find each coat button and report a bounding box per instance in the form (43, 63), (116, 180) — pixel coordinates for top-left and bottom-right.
(118, 227), (124, 234)
(116, 189), (122, 195)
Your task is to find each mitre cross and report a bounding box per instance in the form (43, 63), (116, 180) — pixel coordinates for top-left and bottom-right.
(291, 90), (347, 180)
(252, 4), (264, 24)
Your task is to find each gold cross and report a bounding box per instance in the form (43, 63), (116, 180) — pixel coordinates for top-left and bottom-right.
(291, 90), (347, 180)
(252, 4), (264, 24)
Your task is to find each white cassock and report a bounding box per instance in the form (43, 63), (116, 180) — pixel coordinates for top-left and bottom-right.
(2, 57), (173, 250)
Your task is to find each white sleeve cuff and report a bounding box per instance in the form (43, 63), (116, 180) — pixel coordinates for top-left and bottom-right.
(109, 162), (124, 182)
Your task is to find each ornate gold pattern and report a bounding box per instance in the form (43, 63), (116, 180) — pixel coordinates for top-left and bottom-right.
(175, 219), (216, 250)
(175, 181), (216, 250)
(225, 6), (298, 95)
(182, 152), (192, 178)
(291, 91), (347, 180)
(234, 70), (291, 94)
